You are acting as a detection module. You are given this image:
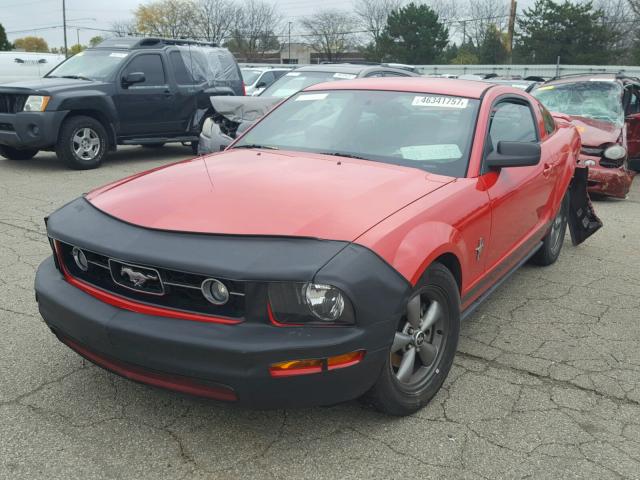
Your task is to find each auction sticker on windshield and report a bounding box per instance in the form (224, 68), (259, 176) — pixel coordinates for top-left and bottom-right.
(295, 93), (328, 101)
(412, 96), (469, 108)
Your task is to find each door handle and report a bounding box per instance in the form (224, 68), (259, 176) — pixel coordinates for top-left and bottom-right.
(163, 90), (174, 97)
(543, 163), (554, 176)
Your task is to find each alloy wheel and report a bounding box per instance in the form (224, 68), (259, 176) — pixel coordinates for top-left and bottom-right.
(390, 292), (447, 386)
(72, 127), (101, 161)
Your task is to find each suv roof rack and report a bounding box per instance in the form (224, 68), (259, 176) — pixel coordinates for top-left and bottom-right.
(95, 37), (218, 50)
(547, 71), (621, 81)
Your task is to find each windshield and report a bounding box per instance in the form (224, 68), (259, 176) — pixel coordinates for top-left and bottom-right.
(47, 50), (128, 81)
(260, 70), (358, 98)
(241, 69), (262, 86)
(234, 90), (479, 177)
(532, 81), (624, 126)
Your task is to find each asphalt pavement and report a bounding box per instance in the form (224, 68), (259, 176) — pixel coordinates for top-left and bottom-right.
(1, 147), (639, 479)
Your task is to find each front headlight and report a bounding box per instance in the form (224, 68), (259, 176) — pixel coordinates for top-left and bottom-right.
(23, 95), (51, 112)
(603, 145), (626, 160)
(268, 282), (355, 325)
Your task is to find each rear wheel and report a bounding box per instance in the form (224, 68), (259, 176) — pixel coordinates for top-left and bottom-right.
(530, 193), (569, 266)
(56, 116), (108, 170)
(365, 262), (460, 416)
(0, 145), (38, 160)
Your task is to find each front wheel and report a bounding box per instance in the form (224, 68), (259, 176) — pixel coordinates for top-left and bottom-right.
(0, 145), (38, 160)
(530, 193), (568, 266)
(56, 116), (108, 170)
(365, 262), (460, 416)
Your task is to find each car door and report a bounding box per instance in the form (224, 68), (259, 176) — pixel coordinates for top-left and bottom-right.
(481, 97), (556, 269)
(624, 84), (640, 162)
(115, 52), (175, 137)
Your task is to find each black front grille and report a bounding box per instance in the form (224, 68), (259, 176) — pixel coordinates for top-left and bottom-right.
(581, 146), (624, 168)
(0, 123), (14, 131)
(56, 241), (245, 320)
(0, 94), (28, 114)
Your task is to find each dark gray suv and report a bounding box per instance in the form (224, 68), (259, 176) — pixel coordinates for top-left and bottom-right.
(0, 37), (243, 169)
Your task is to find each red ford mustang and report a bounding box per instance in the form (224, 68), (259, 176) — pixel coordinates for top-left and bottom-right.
(35, 78), (601, 415)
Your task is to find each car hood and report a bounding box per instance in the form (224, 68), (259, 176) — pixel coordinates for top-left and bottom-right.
(87, 150), (452, 241)
(0, 77), (109, 95)
(570, 115), (622, 147)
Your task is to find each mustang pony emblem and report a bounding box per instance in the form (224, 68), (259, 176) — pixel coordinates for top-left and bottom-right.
(120, 266), (158, 287)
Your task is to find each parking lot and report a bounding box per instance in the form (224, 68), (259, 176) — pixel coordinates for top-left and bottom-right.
(0, 147), (639, 479)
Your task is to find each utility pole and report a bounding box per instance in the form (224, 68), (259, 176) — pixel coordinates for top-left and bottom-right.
(461, 20), (467, 44)
(288, 21), (292, 64)
(506, 0), (517, 63)
(62, 0), (68, 57)
(76, 28), (80, 49)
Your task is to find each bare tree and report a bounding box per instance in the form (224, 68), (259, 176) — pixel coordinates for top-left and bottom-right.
(462, 0), (509, 47)
(111, 20), (137, 37)
(134, 0), (196, 39)
(228, 0), (282, 59)
(354, 0), (402, 43)
(193, 0), (241, 44)
(301, 10), (359, 62)
(596, 0), (635, 52)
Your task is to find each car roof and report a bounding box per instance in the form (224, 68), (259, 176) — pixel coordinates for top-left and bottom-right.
(304, 77), (496, 99)
(542, 73), (633, 86)
(294, 64), (415, 76)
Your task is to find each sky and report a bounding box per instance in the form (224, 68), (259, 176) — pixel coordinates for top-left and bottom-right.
(0, 0), (533, 49)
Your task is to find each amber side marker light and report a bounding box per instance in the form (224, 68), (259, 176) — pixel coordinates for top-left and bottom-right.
(269, 350), (365, 378)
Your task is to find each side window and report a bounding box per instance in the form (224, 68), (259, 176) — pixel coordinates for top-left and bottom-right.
(123, 54), (166, 86)
(488, 101), (538, 152)
(365, 71), (384, 78)
(169, 51), (192, 84)
(627, 87), (640, 115)
(383, 71), (410, 77)
(259, 71), (275, 86)
(539, 104), (556, 135)
(273, 70), (288, 80)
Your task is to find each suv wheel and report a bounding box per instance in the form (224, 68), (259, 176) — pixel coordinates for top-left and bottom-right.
(365, 262), (460, 416)
(56, 116), (108, 170)
(0, 145), (38, 160)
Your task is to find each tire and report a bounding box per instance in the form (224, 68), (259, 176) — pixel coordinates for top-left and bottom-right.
(142, 143), (165, 149)
(365, 262), (460, 416)
(56, 116), (108, 170)
(530, 192), (569, 266)
(629, 158), (640, 173)
(0, 145), (38, 160)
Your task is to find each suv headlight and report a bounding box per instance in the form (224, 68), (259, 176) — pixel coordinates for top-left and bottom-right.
(603, 145), (626, 160)
(268, 282), (355, 325)
(23, 95), (50, 112)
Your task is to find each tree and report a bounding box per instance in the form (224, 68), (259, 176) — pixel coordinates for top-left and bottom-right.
(111, 20), (137, 37)
(462, 0), (509, 47)
(0, 23), (12, 51)
(193, 0), (240, 44)
(68, 44), (86, 55)
(478, 24), (508, 63)
(227, 0), (282, 59)
(89, 36), (104, 47)
(300, 10), (358, 62)
(514, 0), (618, 65)
(354, 0), (402, 44)
(595, 0), (636, 63)
(450, 42), (480, 64)
(135, 0), (195, 38)
(377, 3), (449, 64)
(13, 36), (49, 53)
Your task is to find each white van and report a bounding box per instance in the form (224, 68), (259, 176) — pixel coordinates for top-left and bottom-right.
(0, 52), (65, 84)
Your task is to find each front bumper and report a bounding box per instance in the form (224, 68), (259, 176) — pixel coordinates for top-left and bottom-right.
(0, 111), (67, 149)
(579, 154), (635, 198)
(36, 257), (390, 408)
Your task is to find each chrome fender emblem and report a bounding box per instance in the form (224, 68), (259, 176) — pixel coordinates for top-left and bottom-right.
(120, 266), (158, 287)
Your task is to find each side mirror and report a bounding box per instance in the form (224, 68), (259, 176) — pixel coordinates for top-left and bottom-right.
(485, 141), (541, 171)
(255, 81), (267, 89)
(122, 72), (145, 88)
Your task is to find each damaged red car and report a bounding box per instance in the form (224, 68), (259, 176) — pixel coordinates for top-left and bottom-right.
(532, 74), (639, 198)
(35, 79), (601, 415)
